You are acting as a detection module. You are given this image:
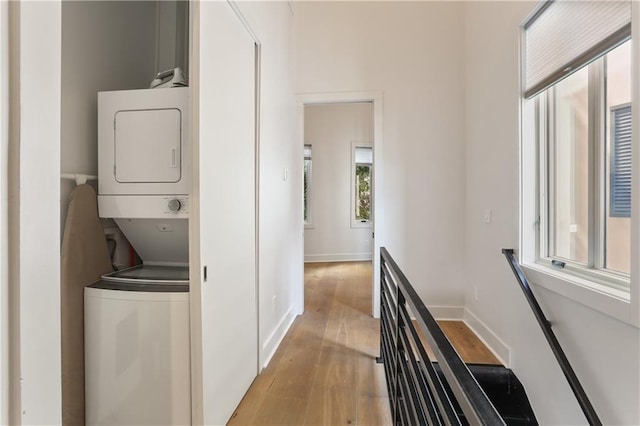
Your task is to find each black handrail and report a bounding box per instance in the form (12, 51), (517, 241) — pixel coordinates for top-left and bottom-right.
(501, 249), (602, 426)
(379, 247), (504, 425)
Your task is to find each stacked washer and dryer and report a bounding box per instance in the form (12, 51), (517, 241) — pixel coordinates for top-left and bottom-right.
(85, 88), (191, 425)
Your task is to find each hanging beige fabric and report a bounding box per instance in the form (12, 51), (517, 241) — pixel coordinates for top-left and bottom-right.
(61, 184), (113, 425)
(523, 0), (631, 99)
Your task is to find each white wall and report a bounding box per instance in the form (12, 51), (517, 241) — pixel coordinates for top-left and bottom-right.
(156, 1), (189, 76)
(296, 1), (467, 307)
(230, 2), (301, 369)
(61, 1), (158, 231)
(464, 2), (640, 424)
(7, 4), (18, 422)
(304, 102), (373, 262)
(0, 1), (8, 423)
(15, 2), (62, 423)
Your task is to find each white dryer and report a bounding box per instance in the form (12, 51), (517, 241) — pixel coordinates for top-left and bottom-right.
(97, 87), (190, 265)
(98, 87), (190, 196)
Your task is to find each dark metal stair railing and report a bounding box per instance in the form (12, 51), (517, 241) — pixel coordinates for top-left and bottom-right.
(378, 247), (505, 425)
(501, 249), (602, 426)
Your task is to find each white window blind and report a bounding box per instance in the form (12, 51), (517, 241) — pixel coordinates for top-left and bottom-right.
(304, 144), (312, 160)
(355, 146), (372, 164)
(523, 0), (631, 99)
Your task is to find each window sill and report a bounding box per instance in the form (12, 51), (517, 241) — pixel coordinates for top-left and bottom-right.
(521, 261), (638, 328)
(304, 223), (314, 230)
(351, 221), (372, 229)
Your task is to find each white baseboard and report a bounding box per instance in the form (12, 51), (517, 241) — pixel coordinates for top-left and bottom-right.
(463, 308), (511, 367)
(260, 307), (296, 370)
(304, 252), (372, 263)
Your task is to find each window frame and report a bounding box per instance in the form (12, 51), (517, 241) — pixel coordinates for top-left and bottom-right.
(536, 51), (630, 291)
(351, 142), (373, 229)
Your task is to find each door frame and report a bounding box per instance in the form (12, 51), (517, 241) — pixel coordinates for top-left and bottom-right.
(297, 91), (384, 318)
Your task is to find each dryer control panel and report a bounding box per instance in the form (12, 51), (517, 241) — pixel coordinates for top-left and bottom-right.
(165, 197), (188, 214)
(98, 195), (189, 218)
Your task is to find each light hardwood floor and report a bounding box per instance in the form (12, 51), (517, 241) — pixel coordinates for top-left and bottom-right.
(228, 261), (499, 426)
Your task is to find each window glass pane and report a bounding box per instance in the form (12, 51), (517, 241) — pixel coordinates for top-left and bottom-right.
(550, 67), (589, 264)
(605, 41), (631, 274)
(355, 164), (371, 221)
(304, 144), (312, 224)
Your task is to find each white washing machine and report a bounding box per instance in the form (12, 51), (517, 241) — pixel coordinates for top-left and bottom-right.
(85, 266), (190, 426)
(86, 87), (192, 425)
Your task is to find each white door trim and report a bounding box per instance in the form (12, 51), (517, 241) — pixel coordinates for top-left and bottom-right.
(297, 91), (384, 318)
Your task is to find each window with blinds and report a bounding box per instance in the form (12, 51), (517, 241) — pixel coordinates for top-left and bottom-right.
(354, 146), (372, 223)
(522, 1), (633, 283)
(351, 143), (372, 228)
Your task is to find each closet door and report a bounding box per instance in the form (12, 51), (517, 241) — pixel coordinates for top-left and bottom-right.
(195, 2), (257, 425)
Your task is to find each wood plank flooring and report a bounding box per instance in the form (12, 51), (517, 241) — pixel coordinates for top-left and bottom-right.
(419, 321), (501, 365)
(228, 262), (499, 426)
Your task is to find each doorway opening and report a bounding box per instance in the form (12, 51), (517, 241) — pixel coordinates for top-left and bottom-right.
(297, 92), (384, 318)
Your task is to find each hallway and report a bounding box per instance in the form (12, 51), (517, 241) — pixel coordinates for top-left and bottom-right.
(228, 262), (499, 425)
(229, 262), (389, 425)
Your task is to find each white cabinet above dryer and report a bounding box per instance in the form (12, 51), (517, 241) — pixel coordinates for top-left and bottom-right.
(99, 87), (190, 195)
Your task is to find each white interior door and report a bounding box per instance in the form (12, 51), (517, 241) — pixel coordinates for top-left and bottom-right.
(197, 2), (257, 424)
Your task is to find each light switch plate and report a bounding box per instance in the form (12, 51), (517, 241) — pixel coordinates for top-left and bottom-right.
(483, 209), (492, 224)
